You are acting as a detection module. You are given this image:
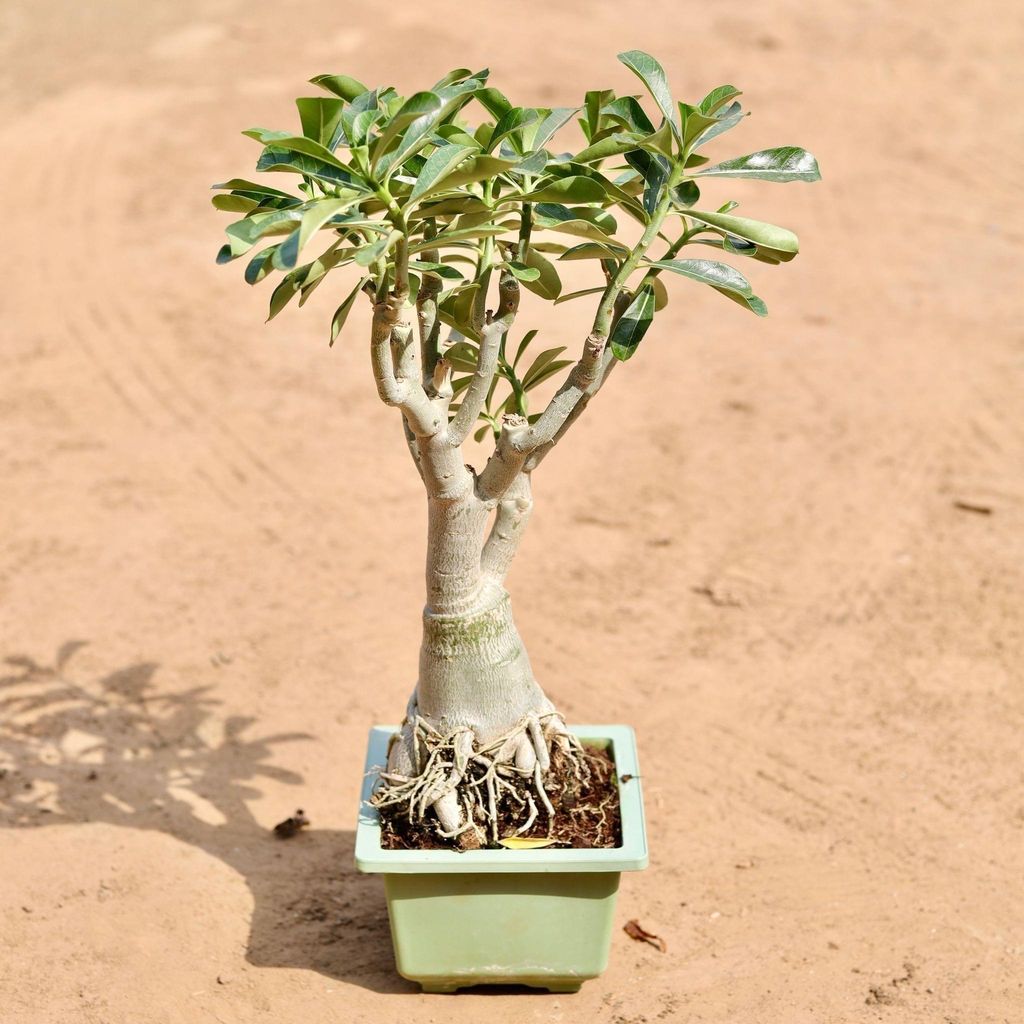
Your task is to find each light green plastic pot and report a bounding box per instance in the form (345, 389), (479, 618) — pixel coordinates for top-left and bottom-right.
(355, 724), (648, 993)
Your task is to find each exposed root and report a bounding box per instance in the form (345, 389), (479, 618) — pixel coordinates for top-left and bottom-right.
(371, 714), (620, 850)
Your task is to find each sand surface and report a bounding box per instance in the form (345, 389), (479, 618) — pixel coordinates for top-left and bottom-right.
(1, 1), (1022, 1021)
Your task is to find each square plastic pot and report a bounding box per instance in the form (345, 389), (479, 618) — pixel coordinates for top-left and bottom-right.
(355, 724), (648, 993)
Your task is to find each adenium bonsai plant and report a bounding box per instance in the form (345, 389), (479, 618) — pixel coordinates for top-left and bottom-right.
(214, 51), (819, 850)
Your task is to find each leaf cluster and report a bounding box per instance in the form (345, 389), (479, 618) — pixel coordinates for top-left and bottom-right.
(213, 52), (820, 429)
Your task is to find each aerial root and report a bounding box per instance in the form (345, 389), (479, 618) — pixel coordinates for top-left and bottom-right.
(370, 711), (589, 845)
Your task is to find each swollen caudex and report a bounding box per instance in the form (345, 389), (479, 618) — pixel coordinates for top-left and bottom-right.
(372, 711), (588, 844)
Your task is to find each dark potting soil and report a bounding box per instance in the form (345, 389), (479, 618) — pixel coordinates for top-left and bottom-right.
(377, 743), (622, 851)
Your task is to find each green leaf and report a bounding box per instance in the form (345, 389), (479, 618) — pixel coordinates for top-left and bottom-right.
(651, 275), (669, 311)
(504, 261), (541, 282)
(525, 359), (572, 389)
(272, 198), (352, 268)
(267, 274), (301, 320)
(256, 147), (361, 188)
(438, 284), (482, 340)
(512, 150), (550, 176)
(309, 73), (368, 101)
(693, 146), (821, 183)
(244, 245), (280, 284)
(583, 89), (615, 140)
(558, 241), (628, 261)
(296, 241), (352, 305)
(680, 103), (722, 148)
(519, 248), (562, 300)
(475, 86), (513, 121)
(574, 131), (644, 164)
(672, 180), (700, 207)
(437, 70), (489, 107)
(413, 155), (519, 200)
(410, 223), (513, 254)
(212, 193), (259, 213)
(329, 277), (369, 345)
(527, 107), (580, 150)
(355, 229), (401, 266)
(508, 330), (539, 370)
(408, 195), (488, 220)
(690, 235), (783, 265)
(602, 95), (655, 135)
(554, 286), (607, 305)
(273, 196), (363, 270)
(432, 67), (474, 90)
(373, 91), (443, 168)
(345, 110), (381, 150)
(534, 203), (618, 242)
(488, 107), (540, 154)
(408, 143), (476, 203)
(685, 209), (799, 259)
(295, 97), (345, 147)
(529, 241), (569, 255)
(409, 260), (464, 280)
(610, 284), (656, 360)
(699, 85), (742, 116)
(245, 130), (355, 172)
(689, 101), (745, 150)
(522, 346), (569, 387)
(645, 258), (752, 296)
(222, 207), (303, 259)
(521, 175), (607, 204)
(432, 123), (479, 149)
(638, 121), (675, 159)
(624, 149), (670, 216)
(617, 50), (680, 141)
(445, 339), (480, 372)
(712, 287), (768, 316)
(339, 88), (382, 147)
(212, 178), (298, 201)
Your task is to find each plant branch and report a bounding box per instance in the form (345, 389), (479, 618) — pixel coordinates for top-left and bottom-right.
(417, 229), (443, 387)
(448, 270), (520, 446)
(475, 332), (605, 500)
(402, 418), (426, 481)
(525, 348), (618, 471)
(517, 202), (533, 261)
(480, 472), (533, 583)
(370, 296), (440, 438)
(592, 167), (682, 337)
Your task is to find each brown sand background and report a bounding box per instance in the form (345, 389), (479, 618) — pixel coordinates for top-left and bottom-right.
(2, 1), (1023, 1021)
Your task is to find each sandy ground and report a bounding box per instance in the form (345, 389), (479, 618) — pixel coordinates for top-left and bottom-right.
(1, 1), (1023, 1021)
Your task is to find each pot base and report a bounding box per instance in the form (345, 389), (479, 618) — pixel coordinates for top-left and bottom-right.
(385, 870), (619, 993)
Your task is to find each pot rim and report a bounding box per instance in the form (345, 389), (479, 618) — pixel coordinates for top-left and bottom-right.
(355, 724), (648, 874)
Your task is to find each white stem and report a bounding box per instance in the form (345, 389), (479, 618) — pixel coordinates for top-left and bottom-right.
(416, 582), (553, 743)
(448, 272), (519, 446)
(526, 346), (617, 470)
(476, 334), (606, 498)
(370, 297), (440, 438)
(481, 472), (533, 584)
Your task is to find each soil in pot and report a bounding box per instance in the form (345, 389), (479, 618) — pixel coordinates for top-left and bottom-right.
(378, 742), (622, 851)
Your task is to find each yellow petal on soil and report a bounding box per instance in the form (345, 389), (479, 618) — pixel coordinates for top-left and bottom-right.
(498, 836), (558, 850)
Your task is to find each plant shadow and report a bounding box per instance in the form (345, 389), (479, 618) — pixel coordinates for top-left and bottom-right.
(0, 640), (416, 995)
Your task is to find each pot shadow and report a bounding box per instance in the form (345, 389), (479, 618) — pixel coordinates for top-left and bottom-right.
(0, 640), (416, 995)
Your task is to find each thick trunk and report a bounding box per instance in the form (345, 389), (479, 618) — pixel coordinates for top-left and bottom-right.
(418, 582), (553, 743)
(415, 491), (552, 743)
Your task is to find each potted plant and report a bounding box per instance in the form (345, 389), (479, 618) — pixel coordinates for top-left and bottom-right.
(213, 50), (819, 992)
